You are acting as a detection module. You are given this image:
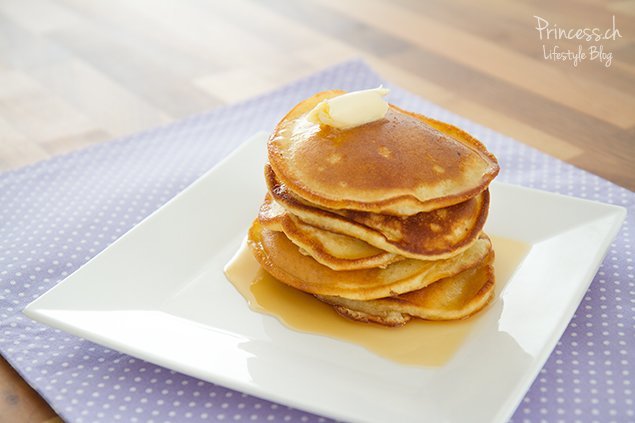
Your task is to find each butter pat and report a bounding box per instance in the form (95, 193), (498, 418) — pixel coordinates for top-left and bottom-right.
(307, 87), (390, 129)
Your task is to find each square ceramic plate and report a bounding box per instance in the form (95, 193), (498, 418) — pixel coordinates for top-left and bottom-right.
(24, 132), (626, 423)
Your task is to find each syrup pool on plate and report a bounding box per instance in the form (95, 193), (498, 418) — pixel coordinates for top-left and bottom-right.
(224, 236), (530, 366)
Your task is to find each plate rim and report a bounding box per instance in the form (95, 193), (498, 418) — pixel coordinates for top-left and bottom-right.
(23, 132), (627, 423)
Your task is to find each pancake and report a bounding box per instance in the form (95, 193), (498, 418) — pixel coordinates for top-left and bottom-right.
(258, 194), (402, 270)
(266, 165), (489, 261)
(317, 252), (495, 326)
(248, 219), (492, 300)
(268, 90), (499, 216)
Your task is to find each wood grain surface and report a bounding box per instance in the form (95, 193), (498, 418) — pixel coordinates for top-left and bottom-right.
(1, 0), (633, 421)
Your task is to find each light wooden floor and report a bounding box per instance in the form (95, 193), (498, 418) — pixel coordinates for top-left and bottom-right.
(1, 0), (634, 188)
(0, 0), (634, 422)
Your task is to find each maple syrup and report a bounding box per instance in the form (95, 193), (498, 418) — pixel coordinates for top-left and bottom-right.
(224, 236), (530, 366)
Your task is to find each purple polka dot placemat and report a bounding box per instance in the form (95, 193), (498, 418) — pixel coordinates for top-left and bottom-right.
(1, 60), (633, 423)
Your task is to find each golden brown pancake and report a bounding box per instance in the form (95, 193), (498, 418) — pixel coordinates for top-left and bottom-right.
(268, 90), (499, 216)
(258, 194), (402, 270)
(317, 252), (495, 326)
(248, 219), (492, 300)
(266, 165), (489, 261)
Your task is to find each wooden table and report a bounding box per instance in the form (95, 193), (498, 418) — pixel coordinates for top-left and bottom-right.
(1, 0), (633, 421)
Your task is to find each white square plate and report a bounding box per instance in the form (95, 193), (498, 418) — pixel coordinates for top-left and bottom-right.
(24, 132), (626, 423)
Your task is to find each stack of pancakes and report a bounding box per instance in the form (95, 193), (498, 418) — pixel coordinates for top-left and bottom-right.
(248, 90), (500, 326)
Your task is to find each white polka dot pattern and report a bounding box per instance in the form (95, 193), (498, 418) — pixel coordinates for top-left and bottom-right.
(0, 60), (632, 423)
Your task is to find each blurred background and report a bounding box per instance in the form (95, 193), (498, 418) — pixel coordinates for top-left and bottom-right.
(0, 0), (633, 189)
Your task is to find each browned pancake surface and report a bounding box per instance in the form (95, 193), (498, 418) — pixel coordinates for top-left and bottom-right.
(248, 220), (492, 300)
(258, 194), (402, 270)
(268, 90), (499, 215)
(266, 165), (489, 261)
(318, 252), (495, 326)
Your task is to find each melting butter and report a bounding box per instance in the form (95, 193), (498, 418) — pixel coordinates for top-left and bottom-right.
(307, 87), (390, 129)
